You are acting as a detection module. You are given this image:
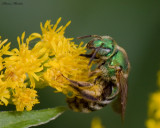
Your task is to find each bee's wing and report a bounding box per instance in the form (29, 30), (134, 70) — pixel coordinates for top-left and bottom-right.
(112, 71), (128, 120)
(119, 71), (128, 120)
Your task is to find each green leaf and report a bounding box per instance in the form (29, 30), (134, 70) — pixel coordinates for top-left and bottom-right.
(0, 106), (67, 128)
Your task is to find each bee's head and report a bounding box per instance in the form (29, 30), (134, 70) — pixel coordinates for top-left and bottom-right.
(77, 35), (116, 65)
(87, 36), (115, 57)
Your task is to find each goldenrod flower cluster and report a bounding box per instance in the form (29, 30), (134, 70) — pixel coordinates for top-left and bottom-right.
(146, 71), (160, 128)
(0, 18), (93, 111)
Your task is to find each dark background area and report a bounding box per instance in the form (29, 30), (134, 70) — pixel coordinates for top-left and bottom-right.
(0, 0), (160, 128)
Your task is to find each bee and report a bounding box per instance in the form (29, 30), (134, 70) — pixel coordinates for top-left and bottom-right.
(63, 35), (130, 119)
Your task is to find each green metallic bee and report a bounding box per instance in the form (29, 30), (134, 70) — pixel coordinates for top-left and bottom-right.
(63, 35), (130, 119)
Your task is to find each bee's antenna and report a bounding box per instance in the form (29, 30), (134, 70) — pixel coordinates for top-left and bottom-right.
(77, 35), (92, 39)
(88, 43), (104, 65)
(77, 35), (102, 39)
(88, 48), (100, 65)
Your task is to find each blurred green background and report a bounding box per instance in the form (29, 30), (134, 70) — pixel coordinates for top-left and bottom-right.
(0, 0), (160, 128)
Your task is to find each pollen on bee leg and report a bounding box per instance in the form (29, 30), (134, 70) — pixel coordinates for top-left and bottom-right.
(100, 99), (113, 104)
(111, 76), (116, 80)
(89, 69), (102, 77)
(89, 102), (103, 110)
(124, 73), (128, 78)
(62, 74), (94, 87)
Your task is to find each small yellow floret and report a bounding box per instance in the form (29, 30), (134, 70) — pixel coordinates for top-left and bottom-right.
(146, 119), (160, 128)
(91, 117), (105, 128)
(146, 71), (160, 128)
(0, 37), (11, 70)
(0, 84), (10, 106)
(12, 87), (39, 111)
(0, 38), (11, 106)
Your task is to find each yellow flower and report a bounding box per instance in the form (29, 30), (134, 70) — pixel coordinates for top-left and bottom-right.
(30, 17), (95, 96)
(0, 32), (48, 111)
(146, 71), (160, 128)
(12, 87), (39, 111)
(0, 75), (10, 106)
(4, 32), (48, 88)
(148, 92), (160, 118)
(0, 18), (97, 111)
(91, 117), (105, 128)
(0, 37), (11, 70)
(0, 37), (11, 106)
(146, 119), (160, 128)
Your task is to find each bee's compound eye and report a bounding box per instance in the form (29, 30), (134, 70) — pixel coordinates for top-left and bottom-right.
(99, 48), (111, 55)
(87, 40), (95, 49)
(105, 48), (111, 53)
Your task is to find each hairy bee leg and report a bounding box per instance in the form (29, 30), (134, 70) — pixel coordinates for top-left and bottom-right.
(61, 74), (101, 101)
(80, 54), (93, 58)
(62, 74), (94, 87)
(79, 40), (96, 58)
(106, 83), (120, 100)
(89, 69), (102, 77)
(108, 65), (122, 71)
(104, 65), (122, 100)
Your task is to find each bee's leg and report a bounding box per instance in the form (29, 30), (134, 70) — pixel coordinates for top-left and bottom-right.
(62, 74), (94, 87)
(96, 81), (116, 105)
(106, 83), (120, 100)
(89, 69), (102, 77)
(105, 65), (122, 100)
(80, 45), (96, 58)
(80, 53), (93, 58)
(108, 65), (122, 71)
(61, 74), (100, 101)
(79, 39), (97, 59)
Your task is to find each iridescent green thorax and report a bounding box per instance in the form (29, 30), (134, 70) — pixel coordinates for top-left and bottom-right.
(101, 48), (129, 77)
(111, 50), (128, 72)
(91, 37), (129, 77)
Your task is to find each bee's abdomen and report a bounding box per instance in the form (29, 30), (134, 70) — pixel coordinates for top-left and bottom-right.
(67, 97), (107, 113)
